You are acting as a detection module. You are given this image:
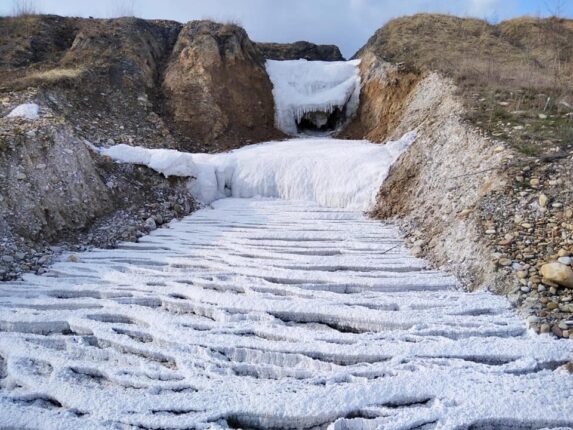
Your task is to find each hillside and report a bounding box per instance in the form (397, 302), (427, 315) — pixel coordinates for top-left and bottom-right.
(344, 13), (573, 337)
(354, 14), (573, 155)
(0, 15), (284, 152)
(1, 13), (573, 336)
(0, 15), (289, 280)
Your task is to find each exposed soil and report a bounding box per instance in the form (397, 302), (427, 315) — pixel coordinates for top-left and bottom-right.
(0, 16), (285, 152)
(354, 14), (573, 156)
(162, 21), (283, 152)
(0, 111), (194, 281)
(255, 41), (344, 61)
(351, 14), (573, 339)
(339, 54), (421, 142)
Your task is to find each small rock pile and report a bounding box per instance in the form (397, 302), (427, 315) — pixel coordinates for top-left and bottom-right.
(0, 102), (196, 281)
(0, 236), (56, 280)
(0, 192), (195, 282)
(479, 153), (573, 339)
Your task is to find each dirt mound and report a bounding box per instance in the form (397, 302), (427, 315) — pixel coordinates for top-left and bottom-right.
(0, 16), (284, 279)
(0, 16), (285, 151)
(345, 14), (573, 337)
(339, 55), (420, 142)
(0, 16), (183, 149)
(49, 17), (182, 149)
(163, 21), (283, 152)
(255, 41), (344, 61)
(0, 113), (194, 281)
(354, 13), (573, 90)
(0, 15), (78, 69)
(352, 14), (573, 155)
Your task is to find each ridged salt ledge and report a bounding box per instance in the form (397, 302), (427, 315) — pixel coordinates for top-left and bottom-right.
(0, 198), (572, 429)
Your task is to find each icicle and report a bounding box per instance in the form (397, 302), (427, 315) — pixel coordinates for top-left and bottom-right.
(266, 59), (361, 135)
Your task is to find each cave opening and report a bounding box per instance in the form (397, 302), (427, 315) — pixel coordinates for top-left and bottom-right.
(296, 106), (346, 134)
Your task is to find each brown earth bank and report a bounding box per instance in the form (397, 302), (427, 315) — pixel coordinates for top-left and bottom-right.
(0, 15), (287, 152)
(1, 13), (573, 340)
(347, 14), (573, 338)
(0, 15), (289, 279)
(0, 112), (195, 280)
(163, 20), (282, 152)
(255, 41), (344, 61)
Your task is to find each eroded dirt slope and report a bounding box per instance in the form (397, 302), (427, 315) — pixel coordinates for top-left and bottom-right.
(346, 14), (573, 338)
(163, 21), (282, 152)
(1, 16), (286, 279)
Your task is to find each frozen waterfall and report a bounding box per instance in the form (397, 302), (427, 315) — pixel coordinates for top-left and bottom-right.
(265, 59), (361, 135)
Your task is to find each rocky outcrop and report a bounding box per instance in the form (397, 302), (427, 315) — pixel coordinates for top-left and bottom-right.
(0, 120), (111, 241)
(163, 21), (282, 151)
(1, 16), (285, 152)
(0, 16), (285, 279)
(363, 62), (507, 291)
(344, 15), (573, 338)
(61, 17), (181, 90)
(0, 113), (194, 280)
(0, 16), (183, 150)
(53, 17), (182, 149)
(256, 41), (344, 61)
(339, 54), (420, 142)
(343, 37), (511, 292)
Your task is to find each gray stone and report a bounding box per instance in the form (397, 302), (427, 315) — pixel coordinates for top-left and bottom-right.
(1, 255), (14, 263)
(144, 217), (157, 231)
(527, 316), (539, 324)
(558, 257), (572, 266)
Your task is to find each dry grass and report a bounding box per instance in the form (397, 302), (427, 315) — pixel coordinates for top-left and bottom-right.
(23, 67), (85, 83)
(359, 14), (573, 93)
(109, 0), (136, 18)
(359, 14), (573, 155)
(11, 0), (39, 17)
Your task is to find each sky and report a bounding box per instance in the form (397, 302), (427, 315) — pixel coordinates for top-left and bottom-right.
(1, 0), (573, 57)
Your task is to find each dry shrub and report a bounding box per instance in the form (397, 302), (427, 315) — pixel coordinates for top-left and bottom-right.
(359, 14), (573, 98)
(24, 67), (84, 83)
(109, 0), (136, 18)
(11, 0), (39, 17)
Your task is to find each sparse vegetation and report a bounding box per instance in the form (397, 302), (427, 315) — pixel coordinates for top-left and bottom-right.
(11, 0), (39, 17)
(21, 67), (85, 85)
(358, 14), (573, 155)
(109, 0), (136, 18)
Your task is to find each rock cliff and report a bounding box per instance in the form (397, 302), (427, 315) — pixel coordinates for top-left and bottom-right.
(256, 41), (343, 61)
(0, 16), (290, 278)
(347, 14), (573, 337)
(163, 21), (282, 152)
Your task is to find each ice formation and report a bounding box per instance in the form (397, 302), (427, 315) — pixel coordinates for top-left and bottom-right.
(5, 103), (40, 120)
(2, 57), (570, 430)
(101, 132), (415, 211)
(265, 59), (361, 135)
(0, 198), (572, 429)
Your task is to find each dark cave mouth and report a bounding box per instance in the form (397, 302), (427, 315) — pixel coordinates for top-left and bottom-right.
(296, 107), (346, 134)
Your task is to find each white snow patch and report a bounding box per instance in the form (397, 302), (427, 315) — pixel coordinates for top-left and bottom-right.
(0, 198), (572, 429)
(6, 103), (40, 120)
(102, 145), (198, 177)
(265, 59), (361, 135)
(101, 132), (415, 210)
